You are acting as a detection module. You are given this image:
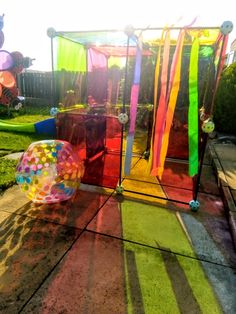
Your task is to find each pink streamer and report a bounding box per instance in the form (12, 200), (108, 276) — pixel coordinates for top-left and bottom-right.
(129, 84), (140, 133)
(151, 31), (170, 175)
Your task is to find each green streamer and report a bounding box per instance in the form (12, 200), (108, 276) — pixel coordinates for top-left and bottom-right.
(188, 38), (199, 177)
(56, 37), (86, 72)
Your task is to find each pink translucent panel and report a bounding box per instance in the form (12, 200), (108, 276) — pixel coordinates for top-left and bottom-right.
(57, 113), (122, 188)
(88, 48), (107, 72)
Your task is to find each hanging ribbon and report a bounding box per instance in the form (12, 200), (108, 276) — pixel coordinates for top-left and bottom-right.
(156, 29), (185, 179)
(124, 35), (142, 175)
(150, 30), (170, 176)
(188, 37), (199, 177)
(147, 30), (165, 175)
(211, 34), (229, 110)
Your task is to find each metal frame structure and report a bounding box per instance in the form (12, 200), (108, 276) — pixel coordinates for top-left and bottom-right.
(48, 25), (229, 208)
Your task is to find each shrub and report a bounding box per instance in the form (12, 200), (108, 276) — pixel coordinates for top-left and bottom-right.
(214, 62), (236, 135)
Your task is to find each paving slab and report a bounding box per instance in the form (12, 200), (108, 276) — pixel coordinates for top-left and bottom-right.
(87, 196), (236, 267)
(14, 188), (112, 230)
(123, 157), (220, 207)
(213, 143), (236, 189)
(232, 189), (236, 202)
(209, 142), (236, 249)
(3, 152), (24, 160)
(126, 157), (219, 194)
(219, 160), (236, 190)
(214, 143), (236, 162)
(0, 185), (29, 213)
(21, 231), (236, 314)
(0, 211), (81, 313)
(22, 231), (127, 314)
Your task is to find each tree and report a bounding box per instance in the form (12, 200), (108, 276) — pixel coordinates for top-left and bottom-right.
(214, 62), (236, 135)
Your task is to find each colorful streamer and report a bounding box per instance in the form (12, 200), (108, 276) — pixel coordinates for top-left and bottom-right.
(156, 30), (185, 179)
(212, 34), (229, 110)
(124, 36), (142, 175)
(188, 37), (199, 177)
(147, 30), (165, 175)
(150, 30), (170, 176)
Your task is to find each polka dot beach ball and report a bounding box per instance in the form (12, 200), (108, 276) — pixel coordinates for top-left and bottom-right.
(16, 140), (84, 203)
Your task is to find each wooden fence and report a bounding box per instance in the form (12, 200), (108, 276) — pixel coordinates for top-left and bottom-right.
(17, 71), (53, 100)
(17, 71), (87, 105)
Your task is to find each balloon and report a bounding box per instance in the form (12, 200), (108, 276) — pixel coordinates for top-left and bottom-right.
(0, 50), (14, 70)
(0, 71), (16, 88)
(11, 51), (24, 73)
(16, 140), (84, 203)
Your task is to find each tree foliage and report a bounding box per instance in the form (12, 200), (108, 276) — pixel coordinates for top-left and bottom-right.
(214, 62), (236, 134)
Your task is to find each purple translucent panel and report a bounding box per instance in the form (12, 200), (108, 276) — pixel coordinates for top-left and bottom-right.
(0, 50), (14, 70)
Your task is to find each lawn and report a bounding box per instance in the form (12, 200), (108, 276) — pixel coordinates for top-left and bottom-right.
(0, 158), (18, 190)
(4, 114), (51, 124)
(0, 131), (52, 190)
(0, 131), (51, 152)
(0, 107), (53, 190)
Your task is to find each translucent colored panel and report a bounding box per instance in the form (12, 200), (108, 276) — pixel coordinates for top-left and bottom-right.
(57, 113), (122, 188)
(56, 37), (86, 72)
(88, 48), (107, 72)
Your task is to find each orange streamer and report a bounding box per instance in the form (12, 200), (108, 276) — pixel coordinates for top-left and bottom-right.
(156, 30), (185, 179)
(151, 30), (170, 176)
(147, 29), (165, 174)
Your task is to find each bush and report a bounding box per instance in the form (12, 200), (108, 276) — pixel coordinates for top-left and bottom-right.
(214, 62), (236, 135)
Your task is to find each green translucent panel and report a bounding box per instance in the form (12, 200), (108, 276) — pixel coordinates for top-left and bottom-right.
(108, 56), (124, 68)
(56, 37), (86, 72)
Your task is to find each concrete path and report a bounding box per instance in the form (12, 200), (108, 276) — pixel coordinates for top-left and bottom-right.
(1, 153), (236, 313)
(209, 142), (236, 248)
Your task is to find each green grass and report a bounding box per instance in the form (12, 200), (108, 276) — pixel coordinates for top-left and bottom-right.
(0, 102), (52, 120)
(122, 201), (221, 313)
(0, 158), (18, 190)
(0, 131), (51, 190)
(4, 114), (51, 124)
(0, 131), (51, 152)
(0, 109), (53, 189)
(0, 103), (54, 189)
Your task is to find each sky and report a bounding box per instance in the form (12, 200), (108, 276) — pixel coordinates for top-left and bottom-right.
(1, 0), (236, 71)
